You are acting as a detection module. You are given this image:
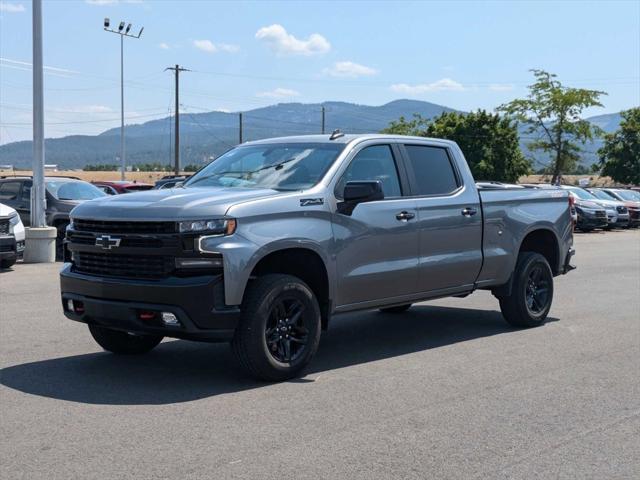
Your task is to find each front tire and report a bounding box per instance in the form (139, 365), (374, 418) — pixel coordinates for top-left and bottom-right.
(89, 325), (163, 354)
(0, 258), (16, 269)
(499, 252), (554, 328)
(231, 274), (321, 382)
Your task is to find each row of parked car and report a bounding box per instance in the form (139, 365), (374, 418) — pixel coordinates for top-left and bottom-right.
(519, 184), (640, 232)
(1, 174), (638, 268)
(0, 174), (191, 266)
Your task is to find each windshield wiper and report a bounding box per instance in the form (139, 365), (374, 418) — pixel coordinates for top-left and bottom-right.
(187, 171), (246, 186)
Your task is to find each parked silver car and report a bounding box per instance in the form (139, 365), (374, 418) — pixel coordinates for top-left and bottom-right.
(585, 188), (630, 228)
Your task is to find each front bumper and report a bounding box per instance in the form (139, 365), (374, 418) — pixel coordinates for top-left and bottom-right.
(576, 211), (607, 229)
(60, 264), (240, 341)
(0, 235), (17, 261)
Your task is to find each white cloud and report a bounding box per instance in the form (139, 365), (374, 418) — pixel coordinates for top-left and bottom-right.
(255, 24), (330, 56)
(159, 42), (170, 50)
(489, 83), (515, 92)
(324, 61), (378, 78)
(60, 105), (114, 114)
(390, 78), (466, 95)
(0, 2), (25, 12)
(193, 39), (239, 54)
(256, 88), (301, 99)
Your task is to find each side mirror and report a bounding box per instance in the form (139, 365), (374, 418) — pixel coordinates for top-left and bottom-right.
(338, 180), (384, 215)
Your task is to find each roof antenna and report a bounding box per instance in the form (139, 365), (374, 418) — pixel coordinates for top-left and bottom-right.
(329, 129), (344, 140)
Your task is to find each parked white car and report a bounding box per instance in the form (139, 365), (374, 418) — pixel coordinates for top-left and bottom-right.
(0, 202), (25, 268)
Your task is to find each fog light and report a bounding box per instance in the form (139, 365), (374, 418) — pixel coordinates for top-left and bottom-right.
(175, 257), (223, 269)
(161, 312), (179, 326)
(66, 299), (74, 312)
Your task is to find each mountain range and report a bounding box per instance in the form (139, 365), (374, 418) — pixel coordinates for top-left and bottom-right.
(0, 99), (623, 170)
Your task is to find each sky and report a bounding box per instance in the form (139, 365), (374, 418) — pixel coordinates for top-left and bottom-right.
(1, 0), (639, 144)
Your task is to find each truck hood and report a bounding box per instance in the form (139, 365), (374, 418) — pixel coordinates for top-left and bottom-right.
(70, 186), (282, 221)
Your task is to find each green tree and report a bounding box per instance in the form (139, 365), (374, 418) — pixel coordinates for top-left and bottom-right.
(381, 114), (430, 136)
(598, 107), (640, 185)
(382, 110), (531, 182)
(498, 69), (605, 184)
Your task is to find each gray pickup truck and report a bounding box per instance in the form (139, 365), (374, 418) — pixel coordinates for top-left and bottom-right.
(60, 134), (575, 381)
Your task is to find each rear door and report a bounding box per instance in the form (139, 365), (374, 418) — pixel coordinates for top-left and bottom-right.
(332, 143), (419, 307)
(400, 143), (483, 292)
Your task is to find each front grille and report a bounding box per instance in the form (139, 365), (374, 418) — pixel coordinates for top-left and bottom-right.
(74, 219), (177, 234)
(595, 211), (606, 218)
(0, 219), (9, 235)
(67, 231), (176, 249)
(0, 243), (14, 252)
(73, 251), (173, 279)
(616, 206), (628, 214)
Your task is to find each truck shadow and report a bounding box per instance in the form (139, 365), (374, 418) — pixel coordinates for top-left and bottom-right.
(0, 305), (558, 405)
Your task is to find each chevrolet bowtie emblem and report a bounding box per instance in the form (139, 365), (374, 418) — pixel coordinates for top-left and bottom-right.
(95, 235), (121, 250)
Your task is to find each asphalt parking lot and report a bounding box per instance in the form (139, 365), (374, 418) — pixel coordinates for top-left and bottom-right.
(1, 230), (639, 479)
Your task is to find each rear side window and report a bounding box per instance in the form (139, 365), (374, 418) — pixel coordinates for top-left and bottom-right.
(404, 145), (459, 196)
(0, 181), (21, 200)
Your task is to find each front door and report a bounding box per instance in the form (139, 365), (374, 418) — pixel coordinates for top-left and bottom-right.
(332, 144), (419, 307)
(400, 143), (483, 292)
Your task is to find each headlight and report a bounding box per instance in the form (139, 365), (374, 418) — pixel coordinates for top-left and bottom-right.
(178, 218), (236, 236)
(9, 212), (20, 226)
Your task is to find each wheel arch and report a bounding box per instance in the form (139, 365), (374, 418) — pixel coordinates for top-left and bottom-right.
(243, 246), (332, 330)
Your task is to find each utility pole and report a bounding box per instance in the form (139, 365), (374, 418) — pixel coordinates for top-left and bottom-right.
(25, 0), (56, 263)
(166, 65), (189, 175)
(239, 112), (243, 144)
(321, 105), (325, 134)
(31, 0), (45, 229)
(103, 18), (143, 180)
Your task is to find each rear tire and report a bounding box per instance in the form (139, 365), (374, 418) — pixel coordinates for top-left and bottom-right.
(231, 274), (321, 382)
(499, 252), (554, 328)
(379, 304), (412, 313)
(89, 325), (163, 354)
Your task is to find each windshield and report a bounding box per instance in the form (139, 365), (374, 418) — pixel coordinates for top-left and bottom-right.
(46, 180), (106, 200)
(185, 143), (346, 191)
(614, 189), (640, 201)
(589, 189), (615, 201)
(566, 187), (597, 200)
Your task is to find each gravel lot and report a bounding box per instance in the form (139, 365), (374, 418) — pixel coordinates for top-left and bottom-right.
(1, 230), (639, 479)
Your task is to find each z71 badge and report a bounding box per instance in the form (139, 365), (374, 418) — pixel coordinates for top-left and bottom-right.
(300, 198), (324, 207)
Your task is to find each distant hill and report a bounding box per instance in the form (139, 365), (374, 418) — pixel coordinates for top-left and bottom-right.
(0, 100), (456, 169)
(0, 100), (625, 170)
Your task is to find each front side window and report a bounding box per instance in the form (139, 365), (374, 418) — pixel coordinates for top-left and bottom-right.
(404, 145), (459, 196)
(0, 181), (21, 200)
(337, 145), (401, 198)
(185, 143), (346, 191)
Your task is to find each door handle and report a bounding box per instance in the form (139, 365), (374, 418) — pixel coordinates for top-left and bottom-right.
(461, 207), (477, 217)
(395, 211), (415, 221)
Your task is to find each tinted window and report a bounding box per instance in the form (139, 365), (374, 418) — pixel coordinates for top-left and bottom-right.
(404, 145), (458, 196)
(0, 181), (21, 200)
(21, 182), (31, 201)
(338, 145), (401, 198)
(46, 180), (106, 200)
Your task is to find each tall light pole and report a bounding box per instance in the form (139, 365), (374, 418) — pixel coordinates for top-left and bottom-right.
(103, 18), (143, 180)
(24, 0), (56, 263)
